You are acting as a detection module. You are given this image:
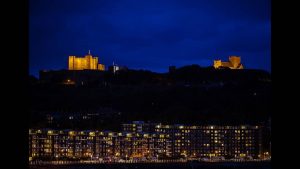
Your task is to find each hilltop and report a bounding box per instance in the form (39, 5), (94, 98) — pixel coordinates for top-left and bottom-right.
(30, 65), (271, 129)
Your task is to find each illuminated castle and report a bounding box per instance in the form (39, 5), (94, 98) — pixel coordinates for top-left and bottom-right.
(68, 50), (105, 70)
(214, 56), (244, 69)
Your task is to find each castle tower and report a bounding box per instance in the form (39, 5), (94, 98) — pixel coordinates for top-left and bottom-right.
(68, 50), (105, 71)
(229, 56), (241, 69)
(213, 56), (243, 69)
(213, 60), (222, 69)
(68, 56), (76, 70)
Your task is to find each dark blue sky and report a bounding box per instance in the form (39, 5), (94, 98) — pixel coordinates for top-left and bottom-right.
(30, 0), (271, 77)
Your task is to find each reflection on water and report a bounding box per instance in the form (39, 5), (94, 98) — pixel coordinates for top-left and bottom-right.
(30, 161), (270, 169)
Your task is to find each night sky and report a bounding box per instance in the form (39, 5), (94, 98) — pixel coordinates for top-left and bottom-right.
(30, 0), (271, 77)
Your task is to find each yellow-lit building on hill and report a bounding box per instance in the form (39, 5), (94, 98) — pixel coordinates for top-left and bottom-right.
(214, 56), (244, 69)
(68, 50), (105, 71)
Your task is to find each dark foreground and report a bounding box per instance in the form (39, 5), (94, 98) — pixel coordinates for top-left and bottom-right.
(30, 161), (270, 169)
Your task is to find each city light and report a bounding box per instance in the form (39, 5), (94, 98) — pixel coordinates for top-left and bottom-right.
(29, 122), (269, 163)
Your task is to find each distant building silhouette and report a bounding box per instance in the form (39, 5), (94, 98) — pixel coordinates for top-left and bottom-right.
(108, 62), (128, 74)
(169, 66), (176, 73)
(68, 50), (105, 70)
(39, 69), (106, 86)
(214, 56), (244, 69)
